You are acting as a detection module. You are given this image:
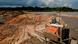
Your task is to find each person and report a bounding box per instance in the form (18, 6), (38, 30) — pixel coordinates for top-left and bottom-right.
(62, 26), (70, 44)
(51, 17), (57, 24)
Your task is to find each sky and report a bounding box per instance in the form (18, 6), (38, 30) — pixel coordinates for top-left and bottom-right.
(0, 0), (78, 9)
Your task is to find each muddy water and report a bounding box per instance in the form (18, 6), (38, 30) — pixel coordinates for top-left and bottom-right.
(30, 12), (78, 39)
(61, 12), (78, 39)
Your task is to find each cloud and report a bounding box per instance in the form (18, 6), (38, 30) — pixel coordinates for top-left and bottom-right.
(68, 0), (78, 9)
(0, 0), (78, 8)
(24, 0), (70, 7)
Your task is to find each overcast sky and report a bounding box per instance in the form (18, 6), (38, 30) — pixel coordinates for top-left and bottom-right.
(0, 0), (78, 9)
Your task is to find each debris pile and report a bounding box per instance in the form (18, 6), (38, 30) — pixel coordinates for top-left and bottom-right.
(0, 13), (56, 44)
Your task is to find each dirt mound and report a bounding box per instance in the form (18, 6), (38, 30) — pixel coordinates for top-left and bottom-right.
(0, 13), (53, 44)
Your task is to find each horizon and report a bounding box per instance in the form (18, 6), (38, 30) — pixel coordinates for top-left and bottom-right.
(0, 5), (76, 9)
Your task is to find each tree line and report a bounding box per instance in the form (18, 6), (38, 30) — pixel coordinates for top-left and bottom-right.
(0, 6), (78, 12)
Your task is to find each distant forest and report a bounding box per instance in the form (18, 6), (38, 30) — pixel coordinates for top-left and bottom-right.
(0, 6), (78, 12)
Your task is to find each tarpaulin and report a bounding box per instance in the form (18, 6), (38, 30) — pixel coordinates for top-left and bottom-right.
(45, 26), (58, 34)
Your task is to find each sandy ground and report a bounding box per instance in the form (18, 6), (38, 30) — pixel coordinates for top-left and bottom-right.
(0, 12), (55, 44)
(0, 11), (78, 44)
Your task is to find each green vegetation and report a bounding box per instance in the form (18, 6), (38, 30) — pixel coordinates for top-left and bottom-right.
(0, 6), (78, 12)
